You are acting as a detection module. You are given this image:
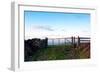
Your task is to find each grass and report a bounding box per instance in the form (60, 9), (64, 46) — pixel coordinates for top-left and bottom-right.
(31, 45), (79, 61)
(26, 43), (90, 61)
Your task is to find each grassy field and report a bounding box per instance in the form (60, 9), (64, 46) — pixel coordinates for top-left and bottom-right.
(30, 44), (90, 61)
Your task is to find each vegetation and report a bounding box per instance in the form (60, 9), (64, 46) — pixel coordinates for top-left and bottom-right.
(29, 44), (90, 61)
(31, 45), (73, 61)
(24, 38), (90, 61)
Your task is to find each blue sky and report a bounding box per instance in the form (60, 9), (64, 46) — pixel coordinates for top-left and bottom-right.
(24, 11), (90, 39)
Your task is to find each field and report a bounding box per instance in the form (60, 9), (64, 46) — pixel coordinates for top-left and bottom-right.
(29, 43), (90, 61)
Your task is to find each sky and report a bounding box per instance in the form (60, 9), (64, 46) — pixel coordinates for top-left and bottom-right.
(24, 11), (90, 40)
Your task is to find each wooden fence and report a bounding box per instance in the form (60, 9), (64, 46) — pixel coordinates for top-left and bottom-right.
(47, 36), (90, 48)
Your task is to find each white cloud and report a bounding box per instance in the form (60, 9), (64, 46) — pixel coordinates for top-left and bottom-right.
(32, 25), (54, 31)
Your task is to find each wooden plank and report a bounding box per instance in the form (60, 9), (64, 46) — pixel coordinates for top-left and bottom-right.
(80, 40), (90, 41)
(80, 37), (90, 39)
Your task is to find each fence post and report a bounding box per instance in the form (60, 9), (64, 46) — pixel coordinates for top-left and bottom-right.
(71, 36), (73, 46)
(74, 36), (76, 48)
(45, 37), (48, 48)
(77, 36), (80, 47)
